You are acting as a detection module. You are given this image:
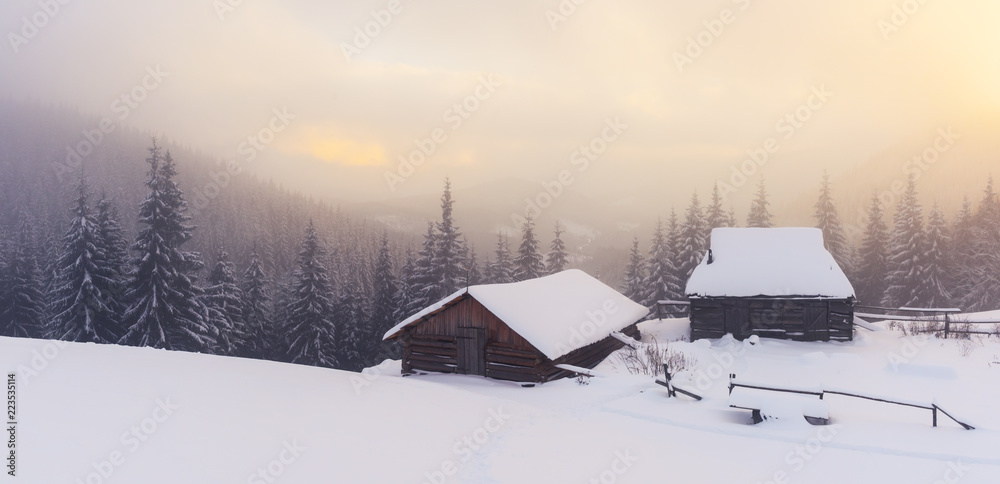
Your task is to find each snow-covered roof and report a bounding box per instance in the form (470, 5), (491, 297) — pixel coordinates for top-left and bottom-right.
(383, 269), (649, 360)
(685, 228), (855, 299)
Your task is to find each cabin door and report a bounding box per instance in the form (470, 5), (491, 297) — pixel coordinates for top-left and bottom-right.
(724, 302), (749, 339)
(804, 305), (830, 341)
(456, 327), (486, 376)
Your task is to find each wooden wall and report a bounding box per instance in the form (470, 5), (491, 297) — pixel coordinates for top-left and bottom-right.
(399, 295), (642, 383)
(690, 297), (854, 342)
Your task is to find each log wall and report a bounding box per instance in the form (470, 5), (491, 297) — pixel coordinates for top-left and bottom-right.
(690, 297), (854, 342)
(400, 294), (643, 382)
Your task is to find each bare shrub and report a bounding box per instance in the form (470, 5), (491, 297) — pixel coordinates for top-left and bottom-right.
(664, 345), (697, 375)
(958, 337), (979, 358)
(888, 320), (943, 337)
(614, 336), (696, 377)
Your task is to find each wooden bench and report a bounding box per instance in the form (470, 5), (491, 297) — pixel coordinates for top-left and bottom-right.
(729, 386), (830, 425)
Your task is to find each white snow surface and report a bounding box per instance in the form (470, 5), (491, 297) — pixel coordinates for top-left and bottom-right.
(384, 269), (650, 360)
(686, 227), (855, 298)
(7, 318), (1000, 483)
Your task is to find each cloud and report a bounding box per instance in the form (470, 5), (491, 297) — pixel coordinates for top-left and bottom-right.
(2, 0), (998, 205)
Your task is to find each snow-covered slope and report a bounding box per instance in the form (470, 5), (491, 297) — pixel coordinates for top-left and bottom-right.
(3, 321), (1000, 483)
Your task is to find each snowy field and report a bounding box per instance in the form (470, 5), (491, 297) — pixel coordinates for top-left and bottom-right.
(4, 319), (1000, 483)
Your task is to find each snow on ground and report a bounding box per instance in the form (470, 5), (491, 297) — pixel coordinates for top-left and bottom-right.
(4, 319), (1000, 483)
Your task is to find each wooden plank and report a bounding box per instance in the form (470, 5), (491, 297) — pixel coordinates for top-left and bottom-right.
(932, 404), (976, 430)
(554, 364), (596, 377)
(486, 352), (540, 367)
(409, 359), (457, 373)
(855, 305), (961, 313)
(408, 352), (456, 365)
(804, 304), (830, 342)
(409, 344), (456, 356)
(486, 367), (538, 382)
(609, 331), (639, 348)
(855, 312), (949, 322)
(408, 336), (458, 346)
(486, 362), (536, 374)
(729, 382), (824, 398)
(486, 346), (541, 359)
(657, 300), (691, 306)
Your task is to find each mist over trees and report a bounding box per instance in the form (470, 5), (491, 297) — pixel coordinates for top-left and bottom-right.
(1, 103), (999, 373)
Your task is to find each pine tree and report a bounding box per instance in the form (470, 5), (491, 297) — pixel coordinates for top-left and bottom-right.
(726, 208), (738, 228)
(642, 217), (683, 307)
(545, 221), (570, 274)
(977, 175), (1000, 223)
(814, 172), (849, 266)
(434, 179), (466, 297)
(677, 193), (708, 281)
(948, 197), (975, 304)
(393, 248), (416, 322)
(488, 232), (515, 284)
(405, 222), (439, 316)
(919, 204), (951, 307)
(621, 236), (645, 303)
(120, 141), (216, 352)
(0, 224), (46, 339)
(465, 241), (482, 286)
(882, 175), (925, 308)
(282, 220), (339, 368)
(97, 196), (129, 290)
(855, 193), (890, 306)
(366, 232), (399, 364)
(48, 177), (123, 343)
(334, 266), (365, 371)
(705, 184), (730, 231)
(204, 249), (246, 356)
(94, 196), (129, 321)
(957, 177), (1000, 310)
(952, 197), (976, 258)
(665, 208), (685, 290)
(747, 177), (773, 228)
(241, 247), (272, 359)
(514, 215), (545, 281)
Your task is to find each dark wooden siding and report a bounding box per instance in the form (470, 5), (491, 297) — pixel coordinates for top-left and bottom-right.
(403, 295), (546, 381)
(400, 295), (642, 382)
(690, 297), (854, 342)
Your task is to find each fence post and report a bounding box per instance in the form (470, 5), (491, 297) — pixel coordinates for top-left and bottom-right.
(944, 313), (950, 339)
(932, 406), (938, 427)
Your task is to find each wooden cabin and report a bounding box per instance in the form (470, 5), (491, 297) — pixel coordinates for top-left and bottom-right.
(685, 228), (856, 342)
(382, 269), (649, 383)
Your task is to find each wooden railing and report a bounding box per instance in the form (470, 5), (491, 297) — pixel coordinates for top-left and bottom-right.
(728, 374), (975, 429)
(651, 300), (690, 320)
(855, 305), (1000, 339)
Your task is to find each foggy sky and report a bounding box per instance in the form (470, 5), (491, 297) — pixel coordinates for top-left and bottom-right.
(2, 0), (999, 210)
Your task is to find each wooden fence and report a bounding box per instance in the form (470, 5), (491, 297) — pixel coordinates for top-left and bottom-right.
(652, 301), (1000, 338)
(855, 305), (1000, 339)
(651, 300), (690, 320)
(728, 374), (975, 429)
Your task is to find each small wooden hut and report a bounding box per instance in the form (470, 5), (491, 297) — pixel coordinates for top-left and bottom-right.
(383, 270), (649, 383)
(685, 228), (855, 342)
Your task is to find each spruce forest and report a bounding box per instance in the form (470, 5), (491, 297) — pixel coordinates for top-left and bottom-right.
(2, 104), (999, 371)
